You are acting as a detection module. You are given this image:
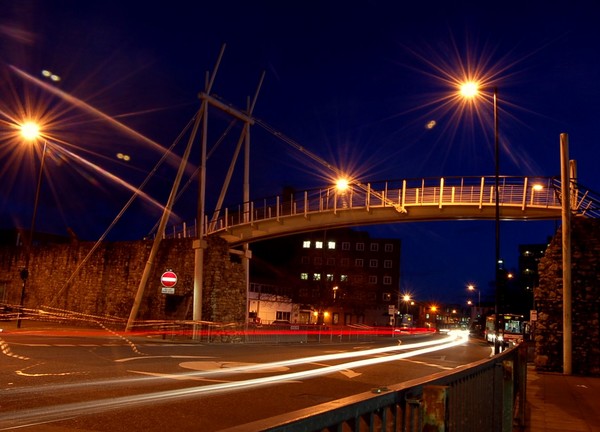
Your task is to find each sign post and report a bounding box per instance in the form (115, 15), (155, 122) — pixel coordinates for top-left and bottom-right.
(161, 271), (177, 294)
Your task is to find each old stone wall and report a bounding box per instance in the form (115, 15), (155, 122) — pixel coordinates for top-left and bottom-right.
(535, 217), (600, 375)
(0, 237), (245, 325)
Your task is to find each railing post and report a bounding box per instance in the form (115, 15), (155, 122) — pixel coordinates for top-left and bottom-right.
(402, 180), (406, 207)
(502, 360), (514, 432)
(367, 183), (371, 211)
(276, 196), (280, 221)
(304, 191), (308, 218)
(422, 385), (448, 432)
(334, 189), (337, 215)
(439, 178), (444, 209)
(479, 177), (485, 209)
(522, 177), (529, 210)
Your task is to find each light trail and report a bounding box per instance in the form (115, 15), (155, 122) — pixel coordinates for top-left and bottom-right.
(0, 332), (468, 428)
(4, 333), (460, 397)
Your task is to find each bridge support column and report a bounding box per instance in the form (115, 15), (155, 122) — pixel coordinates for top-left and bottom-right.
(193, 239), (207, 337)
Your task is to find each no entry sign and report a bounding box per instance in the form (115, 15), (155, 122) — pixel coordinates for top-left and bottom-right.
(160, 271), (178, 288)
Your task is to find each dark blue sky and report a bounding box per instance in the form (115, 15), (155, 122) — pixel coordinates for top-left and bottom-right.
(1, 0), (599, 303)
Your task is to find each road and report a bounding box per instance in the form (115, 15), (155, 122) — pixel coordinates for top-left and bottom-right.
(0, 325), (492, 431)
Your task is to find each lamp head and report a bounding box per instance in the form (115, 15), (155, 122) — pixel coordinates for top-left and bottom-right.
(20, 122), (41, 141)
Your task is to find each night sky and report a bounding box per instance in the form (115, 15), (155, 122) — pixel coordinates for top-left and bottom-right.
(1, 1), (599, 303)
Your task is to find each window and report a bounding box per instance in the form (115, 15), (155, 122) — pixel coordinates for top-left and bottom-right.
(369, 259), (378, 268)
(368, 275), (377, 284)
(328, 241), (336, 249)
(313, 273), (321, 281)
(303, 240), (311, 248)
(356, 242), (364, 251)
(340, 274), (348, 282)
(342, 242), (350, 250)
(276, 311), (291, 321)
(327, 257), (335, 266)
(341, 258), (349, 266)
(370, 243), (379, 252)
(384, 243), (394, 252)
(314, 257), (322, 265)
(384, 260), (393, 268)
(300, 273), (308, 280)
(383, 276), (392, 285)
(301, 256), (309, 264)
(326, 273), (334, 281)
(382, 292), (392, 301)
(355, 258), (364, 267)
(315, 241), (323, 249)
(299, 288), (309, 297)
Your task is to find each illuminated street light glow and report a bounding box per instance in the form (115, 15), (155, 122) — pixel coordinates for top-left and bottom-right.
(459, 81), (479, 98)
(532, 184), (544, 191)
(20, 121), (41, 141)
(335, 178), (349, 192)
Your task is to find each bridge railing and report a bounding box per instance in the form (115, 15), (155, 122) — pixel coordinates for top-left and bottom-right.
(220, 342), (528, 432)
(204, 176), (560, 235)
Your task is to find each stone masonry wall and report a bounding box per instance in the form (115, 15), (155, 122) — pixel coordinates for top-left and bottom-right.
(535, 217), (600, 375)
(0, 237), (245, 325)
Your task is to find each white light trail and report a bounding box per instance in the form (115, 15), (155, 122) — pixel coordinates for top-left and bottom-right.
(0, 332), (468, 429)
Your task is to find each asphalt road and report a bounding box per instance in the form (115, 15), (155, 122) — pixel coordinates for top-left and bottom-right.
(0, 327), (492, 431)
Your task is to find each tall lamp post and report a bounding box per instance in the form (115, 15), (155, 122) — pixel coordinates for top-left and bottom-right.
(460, 83), (502, 353)
(17, 122), (47, 328)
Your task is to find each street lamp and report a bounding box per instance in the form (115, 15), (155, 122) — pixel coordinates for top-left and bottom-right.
(460, 82), (502, 353)
(402, 294), (411, 314)
(17, 121), (48, 328)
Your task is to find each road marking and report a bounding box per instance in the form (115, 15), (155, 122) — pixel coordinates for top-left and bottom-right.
(115, 355), (215, 363)
(179, 361), (289, 374)
(309, 362), (361, 378)
(128, 370), (231, 383)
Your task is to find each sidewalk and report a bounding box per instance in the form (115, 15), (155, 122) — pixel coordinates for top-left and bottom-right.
(525, 365), (600, 432)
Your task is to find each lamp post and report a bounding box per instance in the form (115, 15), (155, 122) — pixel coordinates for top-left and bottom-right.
(17, 122), (47, 328)
(460, 83), (502, 353)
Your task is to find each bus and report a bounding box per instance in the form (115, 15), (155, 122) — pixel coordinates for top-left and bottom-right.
(485, 313), (526, 346)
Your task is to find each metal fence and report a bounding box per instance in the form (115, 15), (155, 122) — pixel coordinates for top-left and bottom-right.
(221, 343), (527, 432)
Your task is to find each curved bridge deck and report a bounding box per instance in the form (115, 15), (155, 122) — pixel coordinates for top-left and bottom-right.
(205, 176), (571, 246)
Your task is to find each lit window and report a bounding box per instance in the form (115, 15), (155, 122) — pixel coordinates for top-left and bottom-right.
(313, 273), (321, 281)
(383, 276), (392, 285)
(315, 241), (323, 249)
(355, 258), (364, 267)
(326, 273), (334, 281)
(370, 243), (379, 252)
(300, 273), (308, 280)
(356, 242), (364, 251)
(303, 241), (311, 248)
(340, 274), (348, 282)
(328, 241), (336, 249)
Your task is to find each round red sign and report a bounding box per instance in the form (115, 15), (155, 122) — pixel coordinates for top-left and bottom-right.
(160, 271), (177, 287)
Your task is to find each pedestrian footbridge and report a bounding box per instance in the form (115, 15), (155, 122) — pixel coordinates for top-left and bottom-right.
(198, 175), (597, 246)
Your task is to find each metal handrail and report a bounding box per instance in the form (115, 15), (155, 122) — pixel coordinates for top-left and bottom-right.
(163, 175), (600, 240)
(220, 342), (527, 432)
